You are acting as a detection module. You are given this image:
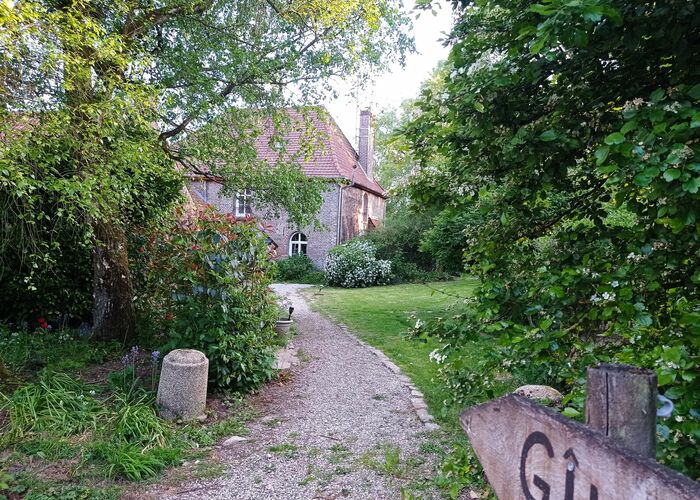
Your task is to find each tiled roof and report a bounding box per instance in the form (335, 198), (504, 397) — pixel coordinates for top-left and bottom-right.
(254, 108), (386, 197)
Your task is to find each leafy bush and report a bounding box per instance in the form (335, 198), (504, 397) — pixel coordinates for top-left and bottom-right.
(274, 255), (315, 281)
(357, 210), (458, 283)
(0, 216), (94, 325)
(402, 0), (700, 478)
(131, 208), (278, 391)
(325, 241), (391, 288)
(298, 270), (326, 285)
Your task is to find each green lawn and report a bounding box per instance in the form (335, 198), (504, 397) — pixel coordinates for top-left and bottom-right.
(305, 278), (492, 435)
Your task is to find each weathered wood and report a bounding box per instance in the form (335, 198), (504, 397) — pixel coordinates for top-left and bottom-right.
(585, 363), (657, 458)
(461, 394), (700, 500)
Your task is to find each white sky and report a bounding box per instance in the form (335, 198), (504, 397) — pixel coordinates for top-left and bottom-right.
(324, 1), (454, 145)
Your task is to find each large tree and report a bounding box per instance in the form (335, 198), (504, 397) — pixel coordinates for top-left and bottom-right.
(0, 0), (411, 340)
(405, 0), (699, 474)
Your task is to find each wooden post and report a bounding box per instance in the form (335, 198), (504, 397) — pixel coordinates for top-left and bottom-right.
(585, 363), (657, 458)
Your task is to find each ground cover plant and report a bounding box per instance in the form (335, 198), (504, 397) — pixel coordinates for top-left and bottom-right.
(0, 327), (259, 498)
(306, 279), (506, 497)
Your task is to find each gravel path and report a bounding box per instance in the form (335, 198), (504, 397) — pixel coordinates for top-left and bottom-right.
(161, 283), (442, 499)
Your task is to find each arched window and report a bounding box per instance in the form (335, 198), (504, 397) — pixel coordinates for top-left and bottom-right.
(289, 232), (308, 256)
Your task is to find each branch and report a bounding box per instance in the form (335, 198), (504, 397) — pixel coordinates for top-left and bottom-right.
(122, 1), (213, 40)
(521, 179), (606, 240)
(158, 24), (329, 143)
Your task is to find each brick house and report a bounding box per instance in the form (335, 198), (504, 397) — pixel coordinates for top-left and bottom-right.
(187, 108), (386, 268)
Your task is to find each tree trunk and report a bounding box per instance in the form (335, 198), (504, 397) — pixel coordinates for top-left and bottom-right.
(92, 219), (135, 342)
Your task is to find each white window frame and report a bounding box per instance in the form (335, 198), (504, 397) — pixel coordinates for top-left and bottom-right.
(289, 232), (308, 257)
(235, 189), (252, 217)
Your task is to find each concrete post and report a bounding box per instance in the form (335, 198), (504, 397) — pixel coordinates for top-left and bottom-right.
(157, 349), (209, 420)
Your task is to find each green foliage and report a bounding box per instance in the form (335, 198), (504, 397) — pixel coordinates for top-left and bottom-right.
(0, 472), (121, 500)
(361, 211), (431, 268)
(91, 442), (181, 482)
(419, 210), (472, 274)
(0, 226), (93, 323)
(132, 209), (278, 391)
(403, 0), (700, 477)
(0, 371), (181, 483)
(0, 327), (121, 377)
(107, 393), (170, 449)
(273, 254), (322, 283)
(106, 365), (142, 396)
(325, 240), (392, 288)
(357, 210), (456, 282)
(434, 444), (491, 500)
(1, 0), (412, 341)
(0, 371), (101, 444)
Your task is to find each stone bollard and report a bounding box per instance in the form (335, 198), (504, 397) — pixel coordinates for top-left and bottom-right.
(157, 349), (209, 420)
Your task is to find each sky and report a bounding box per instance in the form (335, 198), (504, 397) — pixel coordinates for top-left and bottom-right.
(324, 1), (454, 145)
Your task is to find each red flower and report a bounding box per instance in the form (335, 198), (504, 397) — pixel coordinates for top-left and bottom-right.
(37, 317), (46, 324)
(191, 244), (200, 251)
(39, 322), (48, 329)
(165, 312), (174, 321)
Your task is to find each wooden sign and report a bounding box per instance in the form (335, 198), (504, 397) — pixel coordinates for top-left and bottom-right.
(461, 394), (700, 500)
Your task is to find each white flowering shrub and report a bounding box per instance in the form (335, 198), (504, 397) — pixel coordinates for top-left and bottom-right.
(324, 240), (391, 288)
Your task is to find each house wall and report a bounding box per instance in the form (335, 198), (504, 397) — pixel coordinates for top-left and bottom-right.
(339, 186), (386, 243)
(264, 185), (340, 269)
(192, 180), (340, 269)
(191, 180), (386, 269)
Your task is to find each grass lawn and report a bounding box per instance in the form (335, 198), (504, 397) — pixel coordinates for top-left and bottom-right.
(305, 278), (494, 435)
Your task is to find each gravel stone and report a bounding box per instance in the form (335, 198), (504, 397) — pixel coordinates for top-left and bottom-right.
(381, 360), (401, 373)
(514, 384), (563, 405)
(416, 408), (435, 423)
(157, 284), (441, 499)
(411, 398), (428, 410)
(222, 436), (248, 447)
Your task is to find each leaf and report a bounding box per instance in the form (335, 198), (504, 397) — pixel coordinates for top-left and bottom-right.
(620, 120), (637, 134)
(529, 4), (556, 15)
(688, 83), (700, 100)
(682, 177), (700, 193)
(690, 113), (700, 128)
(582, 6), (603, 22)
(473, 101), (485, 113)
(604, 132), (625, 145)
(530, 36), (546, 54)
(562, 407), (580, 418)
(633, 167), (660, 186)
(657, 371), (674, 386)
(663, 169), (681, 182)
(539, 129), (558, 142)
(594, 146), (609, 165)
(650, 88), (665, 103)
(637, 313), (653, 326)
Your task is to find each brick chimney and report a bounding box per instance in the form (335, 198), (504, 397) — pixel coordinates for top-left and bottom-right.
(358, 108), (374, 179)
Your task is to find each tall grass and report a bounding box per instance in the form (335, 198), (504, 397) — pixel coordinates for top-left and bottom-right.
(1, 371), (178, 481)
(0, 371), (101, 443)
